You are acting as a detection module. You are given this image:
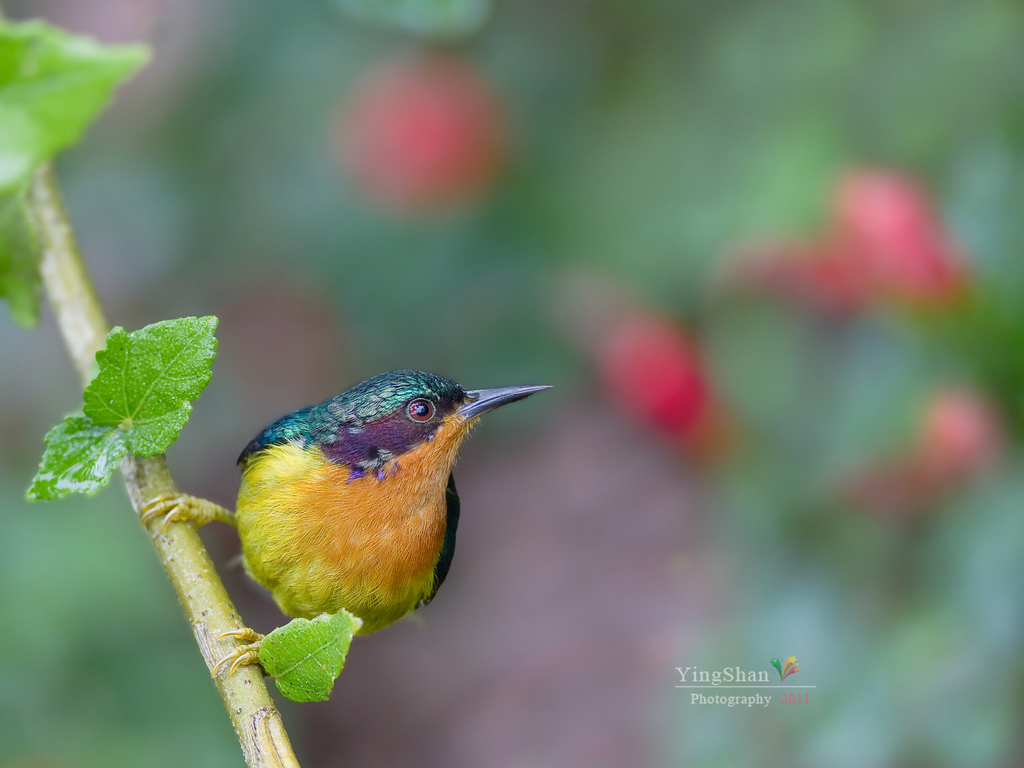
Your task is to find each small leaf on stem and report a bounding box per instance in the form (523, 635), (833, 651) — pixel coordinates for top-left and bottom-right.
(29, 316), (219, 499)
(83, 316), (219, 455)
(28, 416), (129, 499)
(258, 611), (362, 703)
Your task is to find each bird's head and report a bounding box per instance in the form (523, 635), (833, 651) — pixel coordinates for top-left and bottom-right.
(313, 370), (549, 480)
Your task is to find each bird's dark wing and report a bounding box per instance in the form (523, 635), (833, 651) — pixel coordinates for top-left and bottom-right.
(237, 409), (312, 468)
(419, 472), (461, 607)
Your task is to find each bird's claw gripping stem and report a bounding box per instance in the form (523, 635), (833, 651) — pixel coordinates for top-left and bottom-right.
(139, 493), (235, 532)
(213, 628), (266, 677)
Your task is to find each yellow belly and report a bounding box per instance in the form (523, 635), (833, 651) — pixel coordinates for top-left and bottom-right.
(236, 440), (453, 633)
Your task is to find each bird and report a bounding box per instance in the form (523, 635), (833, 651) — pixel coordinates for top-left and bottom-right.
(140, 369), (548, 673)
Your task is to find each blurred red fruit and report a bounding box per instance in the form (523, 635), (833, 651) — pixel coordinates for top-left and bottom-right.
(598, 315), (722, 452)
(834, 169), (967, 305)
(728, 167), (968, 312)
(337, 53), (507, 212)
(842, 387), (1001, 516)
(919, 388), (1001, 481)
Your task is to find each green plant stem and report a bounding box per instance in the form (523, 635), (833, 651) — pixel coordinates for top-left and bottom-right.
(27, 163), (301, 768)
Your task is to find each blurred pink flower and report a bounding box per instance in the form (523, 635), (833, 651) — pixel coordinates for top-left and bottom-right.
(335, 53), (508, 212)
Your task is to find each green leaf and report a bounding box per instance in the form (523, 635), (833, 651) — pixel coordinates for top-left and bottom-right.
(0, 189), (39, 326)
(333, 0), (491, 37)
(82, 316), (219, 456)
(28, 316), (219, 500)
(28, 416), (129, 500)
(258, 611), (362, 703)
(0, 19), (148, 326)
(0, 20), (149, 194)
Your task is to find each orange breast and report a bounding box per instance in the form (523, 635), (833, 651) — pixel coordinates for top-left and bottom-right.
(236, 414), (475, 633)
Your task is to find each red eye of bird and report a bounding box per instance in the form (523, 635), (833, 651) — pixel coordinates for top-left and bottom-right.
(407, 398), (435, 422)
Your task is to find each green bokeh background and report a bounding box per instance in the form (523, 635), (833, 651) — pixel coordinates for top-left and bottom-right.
(3, 1), (1024, 766)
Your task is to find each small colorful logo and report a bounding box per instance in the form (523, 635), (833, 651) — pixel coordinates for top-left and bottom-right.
(770, 656), (799, 681)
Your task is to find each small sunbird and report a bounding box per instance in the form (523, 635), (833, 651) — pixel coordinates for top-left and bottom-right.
(141, 369), (548, 673)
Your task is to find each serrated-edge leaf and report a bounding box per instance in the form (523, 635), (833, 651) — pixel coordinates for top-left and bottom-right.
(259, 611), (362, 703)
(82, 316), (218, 457)
(0, 20), (149, 193)
(1, 19), (147, 326)
(0, 20), (149, 194)
(27, 316), (219, 502)
(27, 415), (127, 500)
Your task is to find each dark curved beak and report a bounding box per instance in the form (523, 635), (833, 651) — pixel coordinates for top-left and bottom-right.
(458, 384), (551, 420)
